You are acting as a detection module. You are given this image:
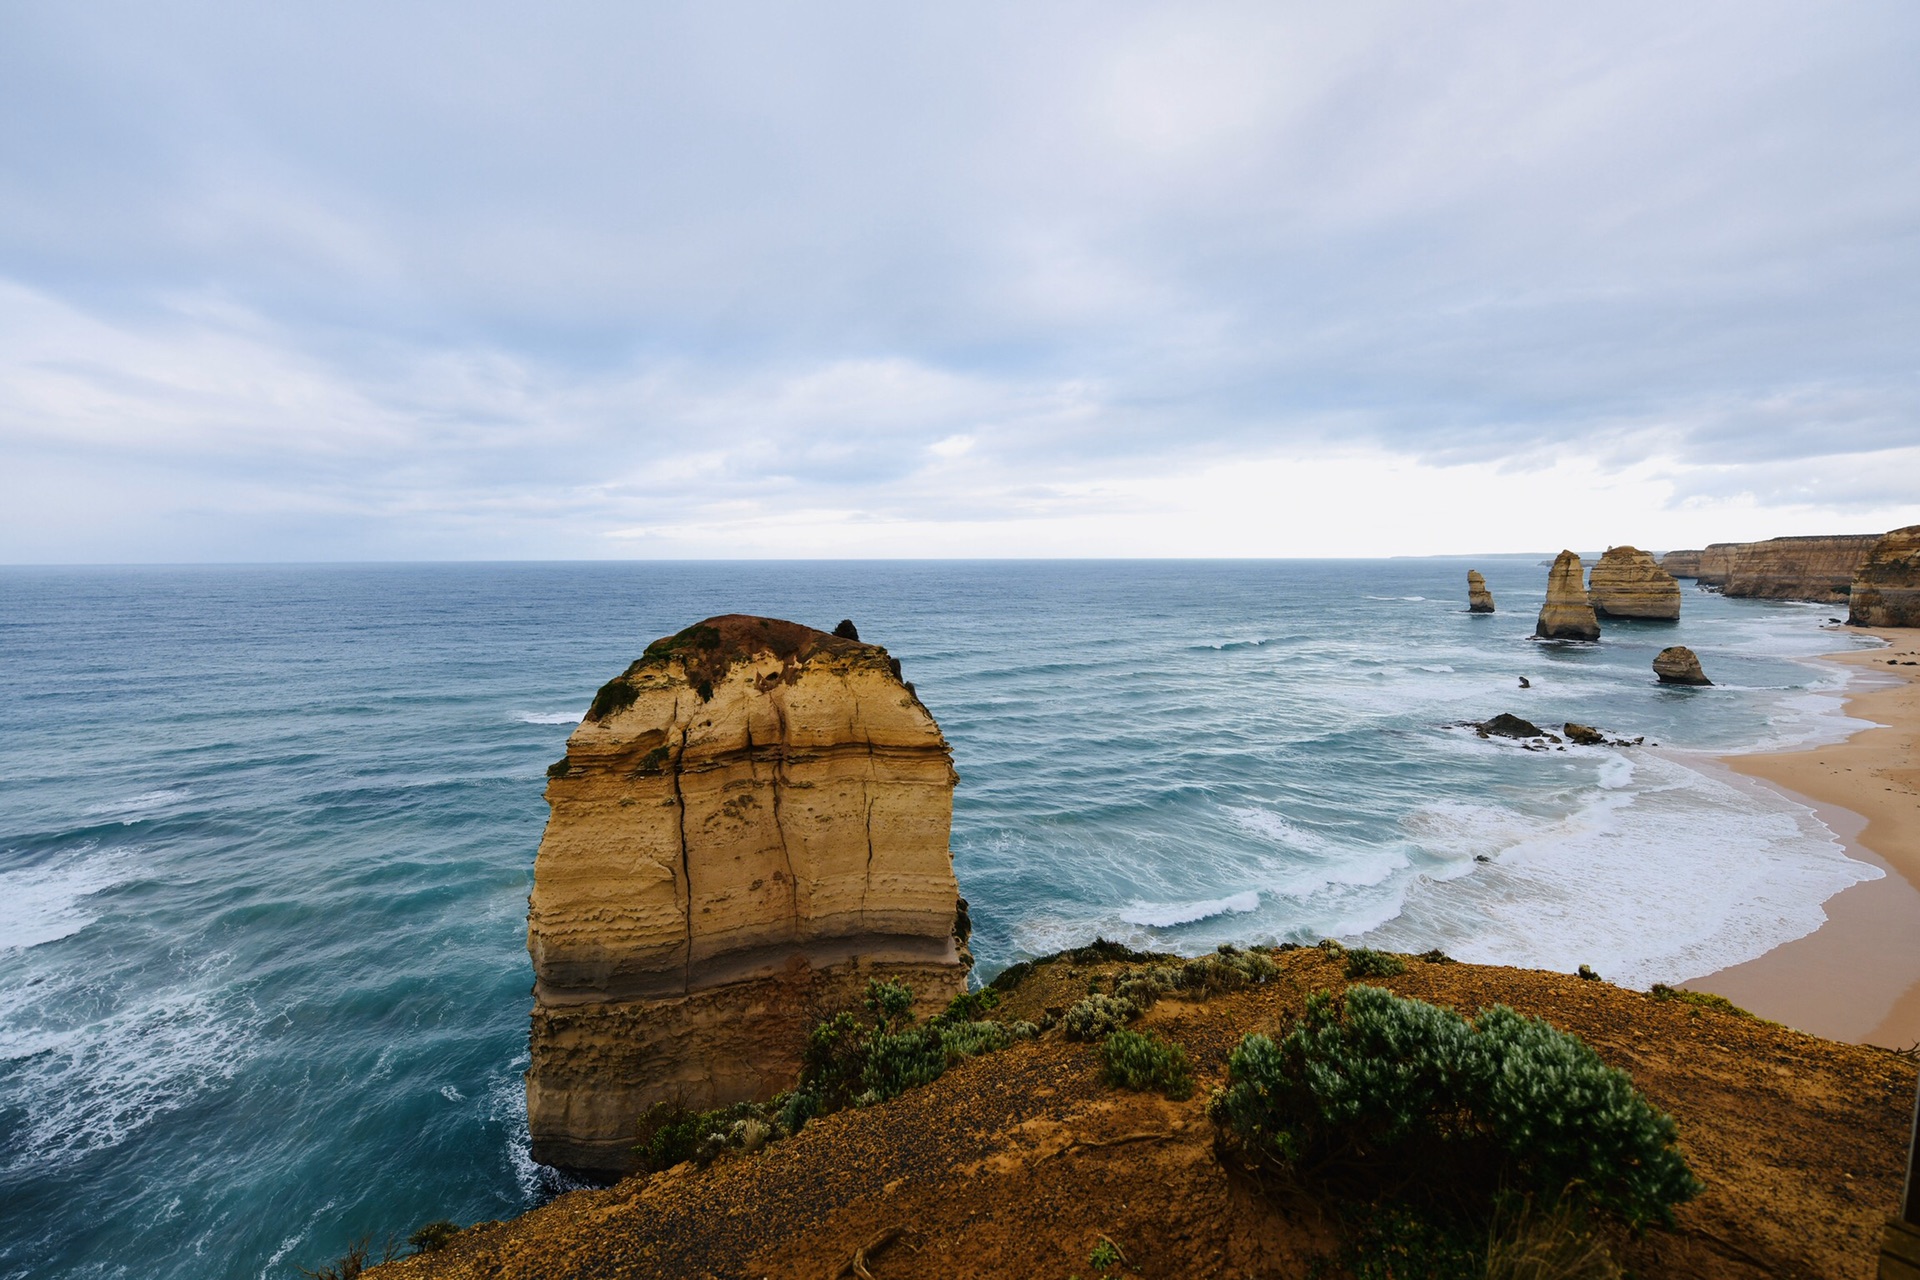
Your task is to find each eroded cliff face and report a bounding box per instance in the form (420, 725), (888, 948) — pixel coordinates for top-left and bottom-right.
(1849, 526), (1920, 627)
(1719, 535), (1880, 601)
(1466, 570), (1496, 613)
(1660, 550), (1704, 579)
(1588, 546), (1680, 620)
(1667, 536), (1878, 601)
(1534, 551), (1599, 641)
(526, 615), (967, 1176)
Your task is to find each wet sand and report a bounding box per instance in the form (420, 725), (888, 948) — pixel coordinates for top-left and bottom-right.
(1683, 627), (1920, 1049)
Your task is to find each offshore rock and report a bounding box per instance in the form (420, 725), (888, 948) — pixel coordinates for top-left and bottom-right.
(1587, 546), (1681, 620)
(526, 615), (967, 1176)
(1848, 526), (1920, 628)
(1476, 713), (1546, 740)
(1534, 551), (1600, 641)
(1653, 645), (1712, 686)
(1467, 570), (1496, 613)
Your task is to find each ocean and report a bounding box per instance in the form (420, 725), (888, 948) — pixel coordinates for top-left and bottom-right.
(0, 559), (1886, 1279)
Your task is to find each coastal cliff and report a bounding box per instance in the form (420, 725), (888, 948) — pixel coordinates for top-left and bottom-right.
(1588, 546), (1680, 619)
(1660, 549), (1704, 579)
(1534, 550), (1600, 640)
(1664, 535), (1879, 601)
(375, 947), (1915, 1280)
(1849, 525), (1920, 627)
(526, 615), (968, 1176)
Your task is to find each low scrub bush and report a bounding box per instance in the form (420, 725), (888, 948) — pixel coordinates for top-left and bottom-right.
(1343, 948), (1406, 979)
(784, 979), (1036, 1122)
(1648, 984), (1753, 1018)
(1064, 993), (1139, 1040)
(1209, 985), (1701, 1231)
(406, 1220), (460, 1255)
(1101, 1028), (1194, 1100)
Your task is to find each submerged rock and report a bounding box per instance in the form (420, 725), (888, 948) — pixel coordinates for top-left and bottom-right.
(526, 615), (968, 1176)
(1467, 570), (1496, 613)
(1847, 525), (1920, 628)
(1653, 645), (1712, 686)
(1534, 551), (1601, 641)
(1588, 546), (1681, 620)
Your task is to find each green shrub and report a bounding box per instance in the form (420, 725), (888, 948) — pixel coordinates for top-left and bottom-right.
(1208, 985), (1701, 1231)
(1102, 1028), (1194, 1100)
(943, 987), (1001, 1022)
(1088, 1236), (1124, 1271)
(546, 757), (572, 778)
(1064, 994), (1139, 1040)
(1343, 948), (1406, 979)
(1345, 1206), (1480, 1280)
(585, 677), (638, 722)
(1177, 946), (1277, 997)
(1648, 984), (1753, 1018)
(406, 1220), (460, 1254)
(796, 979), (1035, 1112)
(1114, 965), (1180, 1008)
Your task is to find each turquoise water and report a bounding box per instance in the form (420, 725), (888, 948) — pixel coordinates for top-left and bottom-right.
(0, 560), (1886, 1278)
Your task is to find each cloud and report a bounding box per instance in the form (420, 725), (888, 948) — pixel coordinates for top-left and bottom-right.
(0, 2), (1916, 560)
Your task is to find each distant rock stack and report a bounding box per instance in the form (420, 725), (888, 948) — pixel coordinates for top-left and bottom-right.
(1467, 570), (1496, 613)
(1534, 551), (1600, 641)
(1587, 546), (1681, 620)
(1653, 646), (1712, 685)
(1848, 526), (1920, 627)
(525, 615), (968, 1176)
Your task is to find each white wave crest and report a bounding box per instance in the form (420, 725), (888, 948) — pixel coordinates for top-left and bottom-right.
(0, 847), (133, 952)
(513, 711), (581, 726)
(1120, 890), (1260, 928)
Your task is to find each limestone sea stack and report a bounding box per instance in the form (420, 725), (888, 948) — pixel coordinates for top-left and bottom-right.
(1534, 551), (1600, 641)
(526, 615), (968, 1176)
(1587, 546), (1681, 620)
(1653, 645), (1712, 685)
(1467, 570), (1496, 613)
(1848, 525), (1920, 627)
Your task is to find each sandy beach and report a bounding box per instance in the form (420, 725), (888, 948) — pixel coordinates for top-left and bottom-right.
(1684, 626), (1920, 1049)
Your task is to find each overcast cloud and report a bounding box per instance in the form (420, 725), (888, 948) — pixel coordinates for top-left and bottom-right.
(2, 1), (1916, 560)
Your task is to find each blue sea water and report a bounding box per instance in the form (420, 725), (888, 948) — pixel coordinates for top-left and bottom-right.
(0, 559), (1888, 1279)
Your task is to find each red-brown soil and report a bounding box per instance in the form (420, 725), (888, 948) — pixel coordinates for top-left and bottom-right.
(370, 947), (1917, 1280)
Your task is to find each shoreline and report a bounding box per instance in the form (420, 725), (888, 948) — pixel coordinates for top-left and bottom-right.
(1682, 626), (1920, 1049)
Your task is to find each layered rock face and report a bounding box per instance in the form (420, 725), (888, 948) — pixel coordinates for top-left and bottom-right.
(1669, 536), (1878, 600)
(1654, 646), (1712, 685)
(1721, 535), (1879, 601)
(1587, 546), (1681, 620)
(1693, 544), (1738, 589)
(1849, 526), (1920, 627)
(526, 615), (968, 1176)
(1534, 551), (1600, 641)
(1660, 550), (1704, 579)
(1467, 570), (1496, 613)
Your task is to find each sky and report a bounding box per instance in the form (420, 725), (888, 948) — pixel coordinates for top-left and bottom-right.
(2, 2), (1917, 562)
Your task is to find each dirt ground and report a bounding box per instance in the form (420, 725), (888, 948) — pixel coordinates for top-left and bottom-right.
(370, 947), (1917, 1280)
